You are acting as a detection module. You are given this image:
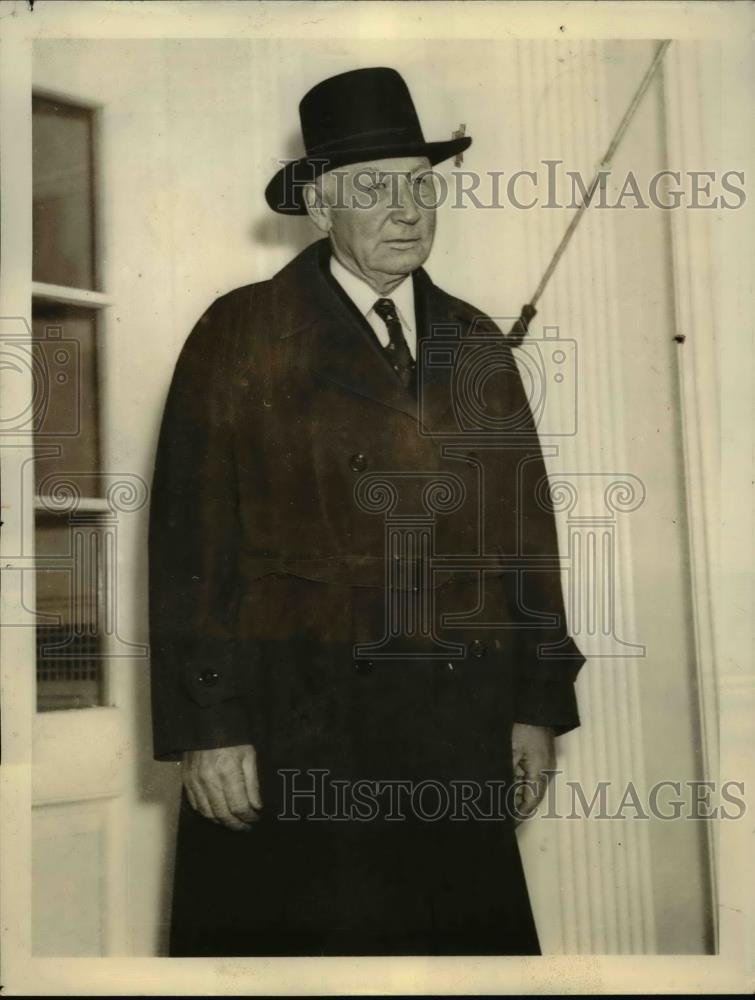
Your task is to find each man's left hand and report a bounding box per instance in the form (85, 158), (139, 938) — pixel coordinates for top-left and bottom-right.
(511, 722), (556, 823)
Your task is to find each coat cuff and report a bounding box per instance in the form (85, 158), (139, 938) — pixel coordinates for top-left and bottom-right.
(512, 677), (580, 736)
(153, 696), (254, 761)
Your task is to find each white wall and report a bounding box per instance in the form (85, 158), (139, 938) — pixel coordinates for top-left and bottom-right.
(32, 37), (712, 955)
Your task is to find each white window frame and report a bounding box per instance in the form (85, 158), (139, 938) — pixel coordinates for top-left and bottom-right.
(1, 46), (129, 957)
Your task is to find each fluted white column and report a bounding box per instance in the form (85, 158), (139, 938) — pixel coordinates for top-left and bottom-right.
(663, 43), (722, 930)
(514, 38), (657, 955)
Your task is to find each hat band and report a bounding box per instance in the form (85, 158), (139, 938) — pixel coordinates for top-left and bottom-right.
(306, 125), (421, 155)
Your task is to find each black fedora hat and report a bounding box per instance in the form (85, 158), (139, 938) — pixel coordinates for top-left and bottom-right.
(265, 67), (472, 215)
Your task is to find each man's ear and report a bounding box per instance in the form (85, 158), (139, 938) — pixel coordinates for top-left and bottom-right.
(302, 181), (332, 234)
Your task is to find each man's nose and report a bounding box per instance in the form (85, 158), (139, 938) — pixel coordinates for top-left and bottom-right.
(391, 174), (421, 224)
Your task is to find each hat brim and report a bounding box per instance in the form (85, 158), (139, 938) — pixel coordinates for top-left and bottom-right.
(265, 135), (472, 215)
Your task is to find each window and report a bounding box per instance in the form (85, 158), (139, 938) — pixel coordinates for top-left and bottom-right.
(32, 96), (96, 290)
(32, 95), (109, 711)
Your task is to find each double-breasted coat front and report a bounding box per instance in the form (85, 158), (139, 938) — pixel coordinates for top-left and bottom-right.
(149, 238), (584, 956)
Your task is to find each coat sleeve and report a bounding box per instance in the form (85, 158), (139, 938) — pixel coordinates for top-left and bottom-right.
(498, 340), (585, 736)
(149, 296), (253, 760)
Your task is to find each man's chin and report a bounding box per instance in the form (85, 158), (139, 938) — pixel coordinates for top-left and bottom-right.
(376, 244), (430, 275)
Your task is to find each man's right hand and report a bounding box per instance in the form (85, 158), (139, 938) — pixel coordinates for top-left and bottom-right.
(182, 744), (262, 832)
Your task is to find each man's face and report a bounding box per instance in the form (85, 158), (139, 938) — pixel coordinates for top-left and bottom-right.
(320, 156), (436, 287)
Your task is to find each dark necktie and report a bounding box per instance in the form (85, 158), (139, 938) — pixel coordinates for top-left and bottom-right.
(372, 297), (415, 390)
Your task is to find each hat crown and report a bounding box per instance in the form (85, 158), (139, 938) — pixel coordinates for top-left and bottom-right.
(265, 66), (471, 214)
(299, 67), (425, 157)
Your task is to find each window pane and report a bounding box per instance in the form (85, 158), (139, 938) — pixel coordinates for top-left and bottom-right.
(35, 515), (105, 712)
(32, 303), (101, 497)
(32, 96), (96, 290)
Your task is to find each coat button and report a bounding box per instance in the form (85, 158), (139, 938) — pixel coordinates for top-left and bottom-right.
(349, 452), (368, 473)
(354, 659), (374, 675)
(469, 640), (486, 659)
(198, 669), (220, 686)
(446, 662), (456, 673)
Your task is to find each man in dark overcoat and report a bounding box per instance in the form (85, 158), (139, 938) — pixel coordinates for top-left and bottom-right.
(150, 67), (585, 957)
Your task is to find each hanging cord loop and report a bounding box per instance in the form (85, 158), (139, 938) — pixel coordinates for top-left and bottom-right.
(508, 39), (672, 346)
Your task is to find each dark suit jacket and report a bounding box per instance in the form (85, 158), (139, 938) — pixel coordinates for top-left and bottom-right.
(149, 237), (584, 763)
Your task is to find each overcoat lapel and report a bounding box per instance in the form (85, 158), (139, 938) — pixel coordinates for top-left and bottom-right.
(412, 266), (460, 435)
(275, 239), (419, 422)
(272, 238), (470, 430)
(306, 312), (420, 423)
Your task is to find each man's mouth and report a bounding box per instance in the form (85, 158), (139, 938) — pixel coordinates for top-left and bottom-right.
(385, 237), (421, 247)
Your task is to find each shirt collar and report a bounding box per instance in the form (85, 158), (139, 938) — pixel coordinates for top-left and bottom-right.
(329, 253), (415, 335)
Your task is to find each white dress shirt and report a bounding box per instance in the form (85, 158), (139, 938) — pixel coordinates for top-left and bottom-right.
(329, 254), (417, 361)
